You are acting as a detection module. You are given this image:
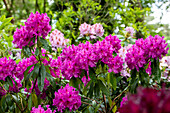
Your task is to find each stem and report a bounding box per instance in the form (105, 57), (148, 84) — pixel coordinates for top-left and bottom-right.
(103, 94), (107, 113)
(11, 95), (22, 112)
(81, 102), (102, 113)
(108, 85), (129, 112)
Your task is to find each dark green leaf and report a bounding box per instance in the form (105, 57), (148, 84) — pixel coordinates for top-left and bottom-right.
(69, 77), (81, 90)
(24, 64), (34, 80)
(6, 76), (13, 87)
(98, 79), (109, 96)
(38, 64), (46, 92)
(110, 72), (117, 90)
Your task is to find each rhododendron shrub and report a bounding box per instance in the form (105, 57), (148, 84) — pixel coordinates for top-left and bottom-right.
(0, 11), (169, 113)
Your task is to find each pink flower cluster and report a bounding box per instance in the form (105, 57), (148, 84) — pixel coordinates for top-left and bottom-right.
(60, 35), (122, 80)
(53, 84), (81, 112)
(13, 11), (51, 49)
(31, 105), (56, 113)
(49, 29), (69, 49)
(0, 57), (16, 81)
(79, 23), (104, 39)
(125, 35), (169, 71)
(119, 87), (170, 113)
(13, 26), (34, 48)
(106, 56), (124, 74)
(125, 27), (135, 37)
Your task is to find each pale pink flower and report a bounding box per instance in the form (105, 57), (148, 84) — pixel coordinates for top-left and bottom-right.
(91, 23), (104, 37)
(79, 23), (91, 36)
(49, 29), (69, 49)
(125, 27), (135, 37)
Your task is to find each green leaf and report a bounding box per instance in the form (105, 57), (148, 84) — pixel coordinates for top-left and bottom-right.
(94, 81), (100, 97)
(89, 67), (97, 83)
(24, 65), (34, 80)
(87, 82), (94, 98)
(32, 93), (38, 107)
(33, 63), (40, 81)
(98, 79), (109, 96)
(110, 72), (117, 90)
(25, 71), (34, 86)
(40, 37), (52, 52)
(28, 95), (32, 110)
(35, 47), (39, 56)
(69, 77), (81, 90)
(39, 64), (46, 92)
(6, 76), (13, 87)
(1, 95), (7, 112)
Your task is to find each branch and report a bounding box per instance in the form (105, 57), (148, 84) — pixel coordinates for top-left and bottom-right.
(3, 0), (9, 11)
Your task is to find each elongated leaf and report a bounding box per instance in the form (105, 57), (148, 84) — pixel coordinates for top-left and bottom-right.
(40, 37), (52, 52)
(69, 77), (81, 90)
(39, 64), (46, 92)
(35, 47), (39, 56)
(98, 80), (109, 96)
(32, 93), (38, 107)
(6, 76), (13, 87)
(33, 63), (40, 81)
(1, 95), (7, 112)
(25, 71), (34, 86)
(28, 95), (32, 110)
(110, 72), (117, 90)
(24, 65), (34, 80)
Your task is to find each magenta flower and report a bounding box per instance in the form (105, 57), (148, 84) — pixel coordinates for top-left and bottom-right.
(144, 35), (169, 59)
(107, 56), (124, 73)
(31, 105), (56, 113)
(0, 57), (16, 81)
(53, 84), (81, 112)
(125, 44), (146, 71)
(119, 87), (170, 113)
(13, 26), (34, 49)
(25, 11), (51, 39)
(81, 75), (91, 86)
(13, 11), (51, 49)
(120, 96), (128, 107)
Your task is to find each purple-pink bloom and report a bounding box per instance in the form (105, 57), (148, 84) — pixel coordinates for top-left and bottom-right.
(25, 11), (51, 39)
(13, 11), (51, 49)
(106, 56), (124, 73)
(0, 57), (16, 81)
(144, 35), (169, 59)
(13, 25), (34, 49)
(31, 105), (56, 113)
(53, 84), (81, 112)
